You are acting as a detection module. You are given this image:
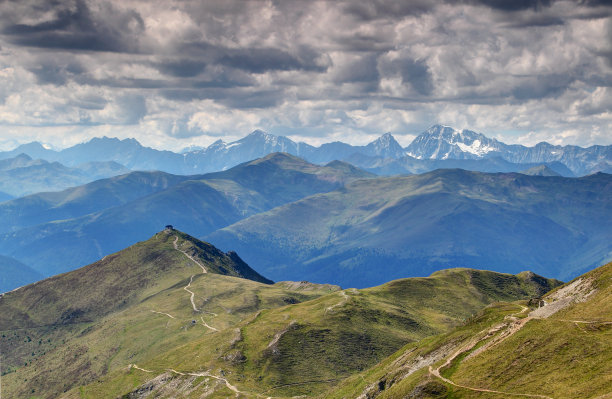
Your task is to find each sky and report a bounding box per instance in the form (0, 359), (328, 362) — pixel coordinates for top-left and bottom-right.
(0, 0), (611, 151)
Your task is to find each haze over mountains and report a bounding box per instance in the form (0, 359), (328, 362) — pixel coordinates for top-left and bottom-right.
(0, 154), (371, 281)
(0, 152), (610, 292)
(208, 168), (612, 287)
(0, 153), (129, 198)
(2, 125), (610, 178)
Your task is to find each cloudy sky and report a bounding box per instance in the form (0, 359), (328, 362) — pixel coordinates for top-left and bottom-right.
(0, 0), (611, 151)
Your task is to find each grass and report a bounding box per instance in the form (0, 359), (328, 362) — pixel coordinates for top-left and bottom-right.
(326, 262), (612, 399)
(0, 228), (563, 398)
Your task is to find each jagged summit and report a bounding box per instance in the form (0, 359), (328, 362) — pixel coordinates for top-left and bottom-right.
(160, 228), (273, 284)
(406, 124), (504, 160)
(365, 132), (406, 158)
(3, 125), (610, 175)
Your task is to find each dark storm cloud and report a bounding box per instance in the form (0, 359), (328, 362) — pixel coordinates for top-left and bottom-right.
(502, 14), (565, 28)
(343, 0), (435, 20)
(218, 88), (287, 109)
(462, 0), (553, 11)
(343, 0), (554, 21)
(69, 93), (107, 110)
(333, 54), (380, 84)
(155, 60), (208, 79)
(379, 56), (434, 96)
(176, 42), (329, 75)
(1, 0), (144, 53)
(511, 74), (575, 100)
(399, 59), (434, 96)
(580, 0), (612, 6)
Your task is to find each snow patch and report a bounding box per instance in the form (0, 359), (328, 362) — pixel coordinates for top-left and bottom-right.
(456, 140), (496, 156)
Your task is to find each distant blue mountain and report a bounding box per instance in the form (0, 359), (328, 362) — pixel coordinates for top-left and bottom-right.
(0, 255), (43, 293)
(1, 125), (609, 176)
(0, 153), (130, 197)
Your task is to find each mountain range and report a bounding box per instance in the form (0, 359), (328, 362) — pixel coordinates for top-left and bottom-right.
(207, 168), (612, 287)
(0, 154), (371, 282)
(0, 153), (609, 292)
(0, 228), (564, 398)
(0, 153), (129, 198)
(2, 125), (609, 178)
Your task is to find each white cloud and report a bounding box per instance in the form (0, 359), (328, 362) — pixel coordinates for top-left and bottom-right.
(0, 0), (610, 150)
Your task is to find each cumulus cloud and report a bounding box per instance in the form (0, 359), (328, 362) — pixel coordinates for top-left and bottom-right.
(0, 0), (610, 150)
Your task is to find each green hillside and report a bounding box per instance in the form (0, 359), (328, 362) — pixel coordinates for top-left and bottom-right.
(327, 261), (612, 399)
(207, 169), (612, 286)
(0, 230), (561, 398)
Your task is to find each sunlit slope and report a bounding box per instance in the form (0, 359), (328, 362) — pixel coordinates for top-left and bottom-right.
(328, 262), (612, 399)
(0, 229), (285, 398)
(68, 268), (559, 398)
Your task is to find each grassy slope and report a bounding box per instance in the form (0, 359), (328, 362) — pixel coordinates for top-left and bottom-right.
(207, 170), (612, 286)
(328, 262), (612, 399)
(0, 230), (336, 398)
(57, 268), (559, 398)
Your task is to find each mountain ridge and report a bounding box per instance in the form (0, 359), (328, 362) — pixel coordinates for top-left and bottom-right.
(0, 153), (372, 278)
(3, 124), (609, 176)
(328, 260), (612, 398)
(0, 228), (563, 398)
(206, 168), (612, 286)
(0, 153), (130, 197)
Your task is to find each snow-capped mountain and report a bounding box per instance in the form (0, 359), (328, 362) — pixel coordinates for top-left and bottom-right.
(405, 125), (505, 160)
(182, 130), (309, 172)
(405, 124), (611, 175)
(1, 125), (609, 176)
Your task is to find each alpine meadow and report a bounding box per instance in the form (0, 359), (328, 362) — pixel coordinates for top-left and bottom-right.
(0, 1), (611, 398)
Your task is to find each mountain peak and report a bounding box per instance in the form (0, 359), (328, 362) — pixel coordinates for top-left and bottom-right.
(366, 132), (405, 158)
(87, 136), (143, 148)
(158, 228), (272, 283)
(406, 125), (503, 160)
(248, 129), (272, 138)
(14, 153), (33, 161)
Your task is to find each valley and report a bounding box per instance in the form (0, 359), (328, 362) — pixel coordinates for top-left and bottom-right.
(2, 1), (612, 397)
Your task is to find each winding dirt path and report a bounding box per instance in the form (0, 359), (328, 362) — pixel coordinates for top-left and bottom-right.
(129, 364), (153, 373)
(183, 275), (200, 312)
(173, 236), (207, 273)
(325, 290), (350, 314)
(429, 304), (554, 399)
(167, 369), (247, 396)
(555, 320), (612, 324)
(201, 316), (219, 332)
(150, 310), (175, 319)
(428, 365), (552, 398)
